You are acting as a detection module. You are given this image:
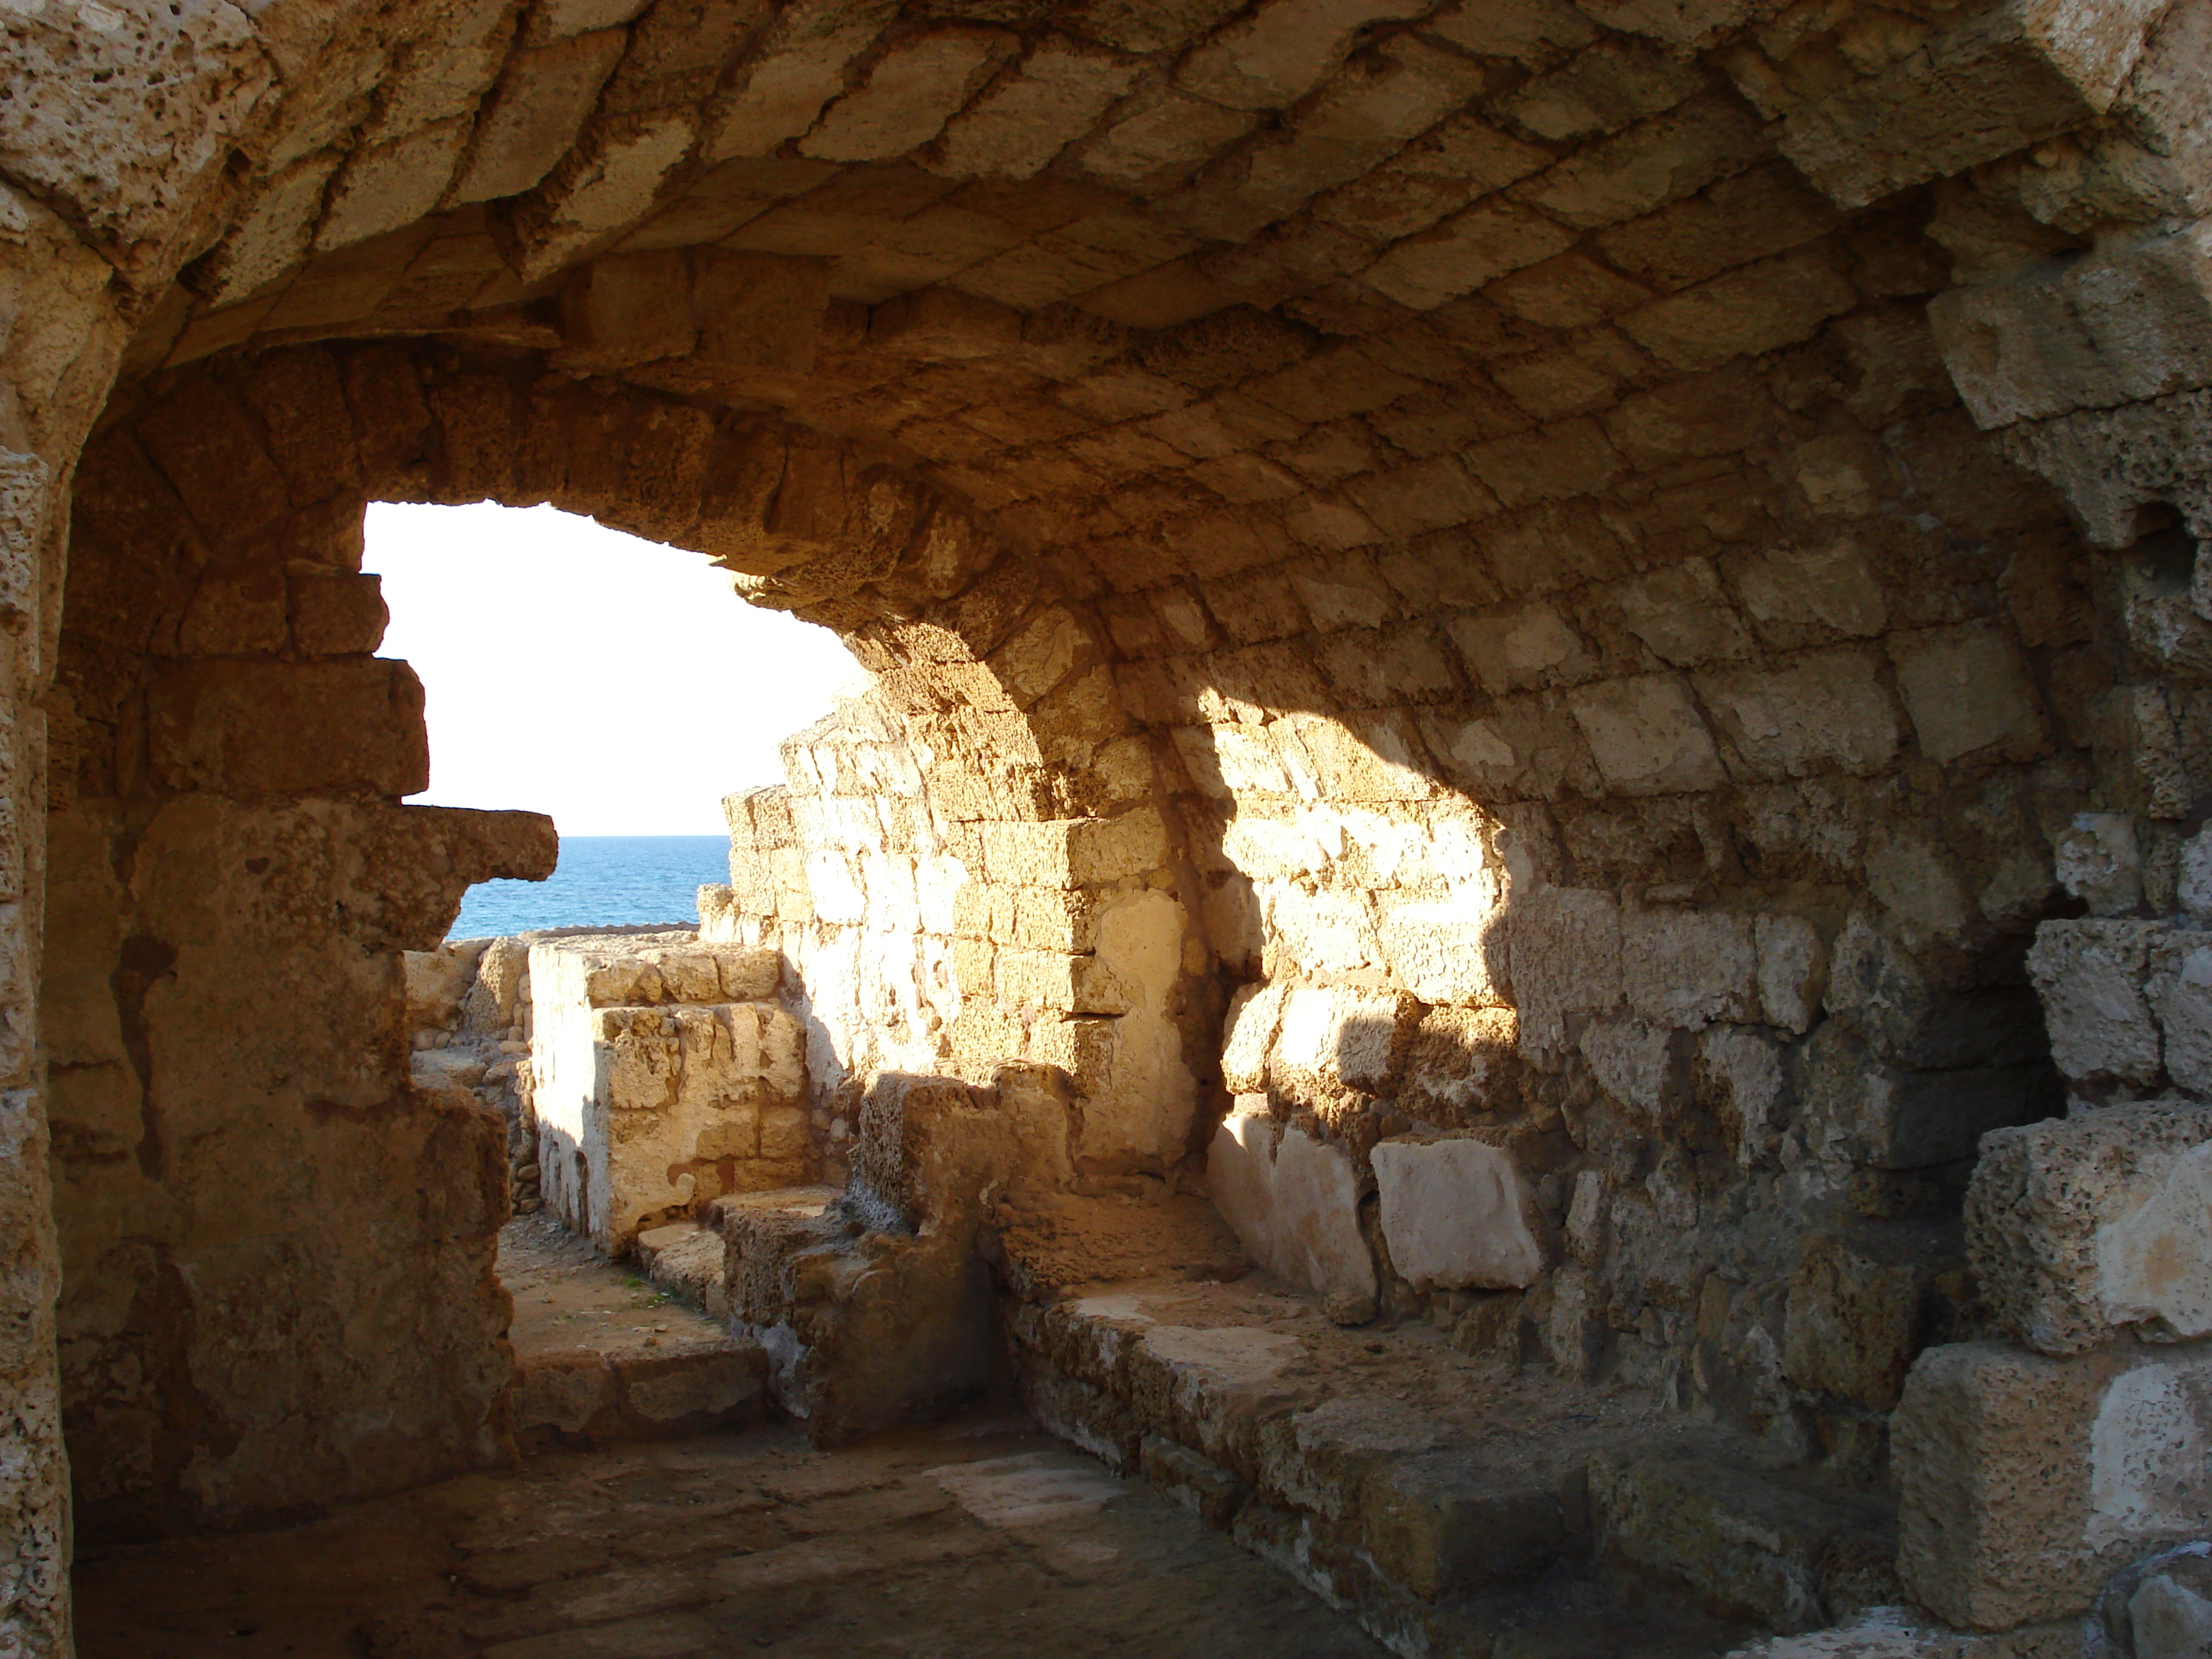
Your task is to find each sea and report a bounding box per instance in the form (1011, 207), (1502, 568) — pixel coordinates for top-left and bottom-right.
(449, 836), (732, 940)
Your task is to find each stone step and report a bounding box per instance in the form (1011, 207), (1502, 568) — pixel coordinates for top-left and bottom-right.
(634, 1219), (732, 1321)
(1591, 1452), (1897, 1635)
(1004, 1269), (1874, 1658)
(498, 1213), (767, 1455)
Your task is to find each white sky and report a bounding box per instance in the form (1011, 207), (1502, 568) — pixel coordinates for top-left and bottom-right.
(364, 502), (858, 836)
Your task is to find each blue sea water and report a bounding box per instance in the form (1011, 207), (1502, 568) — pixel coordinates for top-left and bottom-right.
(449, 835), (731, 939)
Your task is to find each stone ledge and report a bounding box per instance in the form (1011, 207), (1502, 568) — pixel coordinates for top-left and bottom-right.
(1005, 1269), (1879, 1655)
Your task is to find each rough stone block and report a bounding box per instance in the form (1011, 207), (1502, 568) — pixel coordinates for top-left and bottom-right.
(1371, 1135), (1544, 1291)
(1270, 984), (1410, 1094)
(1889, 624), (2045, 765)
(1567, 675), (1727, 796)
(1783, 1229), (1948, 1411)
(1894, 1339), (2212, 1629)
(1207, 1102), (1376, 1302)
(1506, 886), (1622, 1054)
(147, 659), (431, 799)
(454, 30), (629, 204)
(1694, 649), (1901, 779)
(1619, 907), (1755, 1030)
(1969, 1100), (2212, 1357)
(2026, 919), (2164, 1089)
(1360, 1447), (1565, 1600)
(1592, 1452), (1893, 1634)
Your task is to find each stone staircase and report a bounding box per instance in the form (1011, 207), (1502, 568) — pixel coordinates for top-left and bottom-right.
(601, 1071), (1908, 1659)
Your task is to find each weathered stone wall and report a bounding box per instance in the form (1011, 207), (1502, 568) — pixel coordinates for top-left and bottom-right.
(528, 930), (808, 1249)
(12, 0), (2212, 1647)
(43, 410), (556, 1539)
(703, 687), (1215, 1187)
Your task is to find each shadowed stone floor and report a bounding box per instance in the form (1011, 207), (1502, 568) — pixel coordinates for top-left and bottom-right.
(74, 1412), (1390, 1659)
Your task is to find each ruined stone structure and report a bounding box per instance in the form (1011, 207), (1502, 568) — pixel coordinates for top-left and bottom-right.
(14, 0), (2212, 1652)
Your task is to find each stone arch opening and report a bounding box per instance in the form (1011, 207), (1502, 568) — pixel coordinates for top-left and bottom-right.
(48, 331), (1228, 1539)
(17, 0), (2212, 1647)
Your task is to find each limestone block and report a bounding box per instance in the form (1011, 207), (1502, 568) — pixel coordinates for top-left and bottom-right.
(531, 934), (807, 1250)
(1359, 1446), (1567, 1601)
(979, 809), (1166, 888)
(1780, 0), (2170, 208)
(1784, 1230), (1946, 1411)
(1894, 1339), (2212, 1629)
(1581, 1015), (1671, 1116)
(1498, 38), (1702, 144)
(1701, 1025), (1786, 1165)
(1567, 675), (1726, 796)
(1207, 1103), (1377, 1302)
(1274, 711), (1437, 802)
(1271, 984), (1409, 1094)
(1075, 89), (1261, 192)
(1422, 0), (1597, 68)
(1619, 251), (1858, 372)
(1516, 93), (1768, 233)
(1610, 559), (1750, 667)
(707, 0), (902, 160)
(927, 39), (1141, 181)
(2149, 932), (2212, 1097)
(317, 117), (472, 252)
(500, 108), (700, 281)
(1506, 886), (1622, 1053)
(558, 251), (695, 369)
(1619, 908), (1755, 1030)
(1591, 1452), (1892, 1634)
(1376, 891), (1509, 1007)
(147, 659), (430, 800)
(2053, 813), (2144, 917)
(2134, 1556), (2212, 1659)
(692, 251), (830, 374)
(369, 0), (516, 139)
(0, 0), (272, 251)
(1447, 601), (1594, 694)
(1221, 982), (1288, 1092)
(1694, 650), (1901, 780)
(1372, 1136), (1545, 1291)
(1755, 914), (1827, 1035)
(1361, 199), (1580, 311)
(1969, 1101), (2212, 1357)
(801, 27), (1015, 163)
(1797, 1022), (2054, 1171)
(1174, 0), (1429, 112)
(2026, 919), (2164, 1088)
(288, 570), (388, 655)
(870, 286), (1022, 361)
(1884, 622), (2047, 767)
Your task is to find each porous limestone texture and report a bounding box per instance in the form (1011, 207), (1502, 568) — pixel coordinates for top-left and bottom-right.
(18, 0), (2212, 1650)
(1968, 1099), (2212, 1357)
(1893, 1338), (2212, 1631)
(528, 930), (806, 1251)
